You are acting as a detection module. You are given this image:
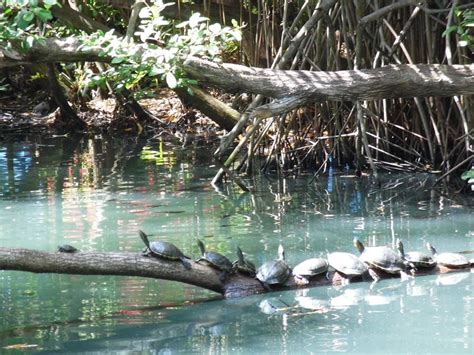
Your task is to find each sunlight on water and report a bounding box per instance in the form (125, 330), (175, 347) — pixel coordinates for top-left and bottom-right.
(0, 135), (472, 353)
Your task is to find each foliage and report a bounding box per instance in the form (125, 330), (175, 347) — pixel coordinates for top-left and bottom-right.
(80, 1), (241, 97)
(0, 0), (241, 99)
(461, 167), (474, 191)
(0, 0), (59, 51)
(0, 77), (10, 92)
(443, 7), (474, 50)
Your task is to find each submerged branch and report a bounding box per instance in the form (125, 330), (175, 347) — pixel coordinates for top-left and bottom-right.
(1, 248), (472, 299)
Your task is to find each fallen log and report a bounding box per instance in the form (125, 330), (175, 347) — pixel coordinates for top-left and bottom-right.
(183, 57), (474, 118)
(0, 247), (472, 299)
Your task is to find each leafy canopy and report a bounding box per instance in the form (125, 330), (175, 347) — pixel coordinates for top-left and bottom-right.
(0, 0), (241, 98)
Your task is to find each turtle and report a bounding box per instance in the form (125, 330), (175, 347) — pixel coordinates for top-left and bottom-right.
(57, 244), (79, 253)
(292, 257), (328, 284)
(327, 251), (368, 280)
(396, 239), (436, 270)
(232, 246), (256, 276)
(256, 244), (291, 289)
(196, 239), (234, 281)
(353, 238), (410, 280)
(426, 242), (469, 269)
(139, 230), (191, 269)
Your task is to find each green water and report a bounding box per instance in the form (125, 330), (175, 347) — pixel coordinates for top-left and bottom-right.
(0, 134), (472, 353)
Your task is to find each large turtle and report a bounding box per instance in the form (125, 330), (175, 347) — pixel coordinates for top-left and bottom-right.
(426, 242), (469, 269)
(233, 247), (256, 276)
(196, 239), (234, 281)
(353, 238), (410, 280)
(292, 258), (328, 284)
(256, 244), (291, 289)
(396, 239), (436, 270)
(327, 252), (368, 280)
(139, 230), (191, 269)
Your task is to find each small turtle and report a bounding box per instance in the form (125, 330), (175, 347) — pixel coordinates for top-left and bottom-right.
(256, 244), (291, 289)
(292, 258), (328, 284)
(58, 244), (79, 253)
(426, 242), (469, 269)
(354, 238), (410, 280)
(233, 247), (256, 276)
(327, 252), (368, 280)
(196, 239), (234, 281)
(139, 230), (191, 269)
(397, 239), (435, 270)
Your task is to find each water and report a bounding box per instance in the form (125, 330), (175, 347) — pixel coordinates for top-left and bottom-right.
(0, 134), (472, 353)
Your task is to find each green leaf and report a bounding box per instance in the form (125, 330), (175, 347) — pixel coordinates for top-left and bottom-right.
(209, 23), (221, 34)
(148, 66), (164, 76)
(442, 25), (458, 37)
(25, 35), (35, 49)
(461, 169), (474, 181)
(22, 11), (35, 23)
(111, 56), (125, 64)
(34, 8), (53, 22)
(139, 7), (151, 19)
(43, 0), (58, 6)
(165, 72), (177, 88)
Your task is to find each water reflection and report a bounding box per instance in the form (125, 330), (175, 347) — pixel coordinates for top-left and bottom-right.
(56, 273), (469, 354)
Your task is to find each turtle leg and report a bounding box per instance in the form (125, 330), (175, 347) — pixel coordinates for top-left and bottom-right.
(368, 269), (381, 282)
(399, 270), (413, 281)
(180, 257), (192, 270)
(140, 248), (150, 257)
(294, 275), (309, 286)
(219, 271), (228, 283)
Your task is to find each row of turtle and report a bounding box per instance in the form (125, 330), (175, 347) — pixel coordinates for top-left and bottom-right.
(256, 238), (471, 288)
(134, 230), (471, 288)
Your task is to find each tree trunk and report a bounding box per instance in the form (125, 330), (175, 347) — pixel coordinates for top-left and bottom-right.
(0, 247), (471, 299)
(175, 85), (240, 131)
(183, 57), (474, 118)
(45, 63), (87, 130)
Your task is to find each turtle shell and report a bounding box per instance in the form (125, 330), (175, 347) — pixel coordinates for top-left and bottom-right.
(139, 230), (191, 269)
(58, 244), (79, 253)
(328, 252), (368, 277)
(404, 251), (436, 268)
(434, 252), (469, 268)
(397, 239), (435, 269)
(354, 239), (404, 274)
(293, 258), (328, 278)
(202, 250), (234, 272)
(196, 239), (233, 272)
(149, 240), (186, 260)
(256, 259), (291, 285)
(233, 247), (256, 275)
(426, 242), (469, 269)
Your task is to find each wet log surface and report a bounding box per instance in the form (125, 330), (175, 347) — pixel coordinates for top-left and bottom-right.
(0, 247), (472, 298)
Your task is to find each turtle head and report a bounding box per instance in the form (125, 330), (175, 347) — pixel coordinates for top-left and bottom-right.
(396, 239), (405, 257)
(426, 242), (436, 255)
(353, 238), (364, 254)
(139, 230), (150, 248)
(236, 246), (245, 263)
(278, 244), (286, 261)
(197, 239), (206, 255)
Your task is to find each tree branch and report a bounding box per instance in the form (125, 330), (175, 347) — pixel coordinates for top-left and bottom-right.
(1, 247), (472, 299)
(183, 57), (474, 102)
